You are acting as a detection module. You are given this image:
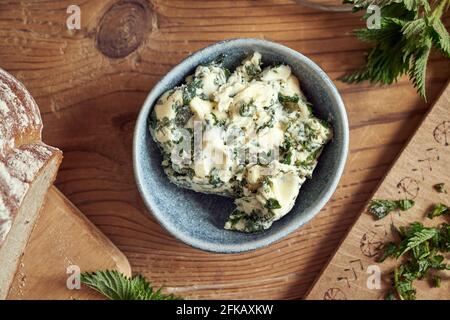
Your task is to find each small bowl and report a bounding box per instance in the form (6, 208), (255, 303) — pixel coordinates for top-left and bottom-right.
(133, 39), (348, 253)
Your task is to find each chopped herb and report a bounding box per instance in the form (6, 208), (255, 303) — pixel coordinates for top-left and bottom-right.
(210, 113), (225, 127)
(278, 93), (300, 106)
(226, 209), (275, 232)
(319, 119), (331, 130)
(227, 210), (246, 227)
(210, 53), (226, 66)
(305, 102), (313, 114)
(256, 116), (274, 133)
(368, 199), (415, 220)
(182, 79), (202, 105)
(258, 150), (273, 165)
(245, 64), (261, 79)
(384, 292), (396, 300)
(433, 275), (441, 288)
(265, 198), (281, 210)
(155, 117), (171, 134)
(223, 68), (231, 79)
(174, 137), (184, 144)
(433, 183), (447, 193)
(239, 99), (255, 117)
(398, 199), (415, 211)
(263, 176), (273, 188)
(378, 242), (398, 262)
(174, 104), (193, 126)
(379, 221), (449, 300)
(281, 150), (292, 165)
(427, 203), (449, 219)
(209, 173), (224, 187)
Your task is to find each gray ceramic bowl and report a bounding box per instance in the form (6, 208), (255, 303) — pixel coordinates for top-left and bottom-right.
(133, 39), (348, 253)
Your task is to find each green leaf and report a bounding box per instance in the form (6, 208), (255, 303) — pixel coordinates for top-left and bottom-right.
(401, 18), (427, 40)
(398, 199), (415, 211)
(381, 220), (449, 300)
(427, 203), (449, 219)
(368, 199), (415, 219)
(368, 199), (399, 219)
(400, 228), (438, 257)
(433, 275), (441, 288)
(278, 93), (300, 106)
(265, 198), (281, 210)
(80, 270), (181, 300)
(342, 0), (449, 100)
(408, 39), (432, 100)
(385, 292), (396, 300)
(430, 18), (450, 57)
(403, 0), (430, 12)
(433, 183), (447, 193)
(378, 242), (398, 262)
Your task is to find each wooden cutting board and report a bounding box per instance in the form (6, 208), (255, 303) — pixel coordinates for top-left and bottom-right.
(7, 186), (131, 300)
(306, 82), (450, 300)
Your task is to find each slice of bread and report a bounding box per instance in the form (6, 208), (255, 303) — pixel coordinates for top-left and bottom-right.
(0, 68), (62, 299)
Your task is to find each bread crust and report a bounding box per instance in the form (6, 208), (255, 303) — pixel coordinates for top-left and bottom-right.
(0, 68), (62, 246)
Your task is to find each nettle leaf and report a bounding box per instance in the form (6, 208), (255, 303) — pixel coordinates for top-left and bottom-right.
(402, 18), (427, 39)
(81, 270), (133, 300)
(427, 203), (449, 219)
(381, 219), (449, 300)
(400, 228), (438, 257)
(343, 0), (449, 100)
(81, 270), (181, 300)
(408, 39), (432, 100)
(403, 0), (430, 12)
(368, 199), (414, 219)
(430, 18), (450, 57)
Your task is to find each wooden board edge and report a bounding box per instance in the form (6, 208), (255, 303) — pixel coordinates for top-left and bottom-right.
(49, 186), (132, 277)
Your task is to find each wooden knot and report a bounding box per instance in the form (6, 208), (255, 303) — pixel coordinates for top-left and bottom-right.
(96, 0), (150, 59)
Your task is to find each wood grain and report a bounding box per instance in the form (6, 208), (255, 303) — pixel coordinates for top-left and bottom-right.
(7, 187), (132, 300)
(0, 0), (449, 299)
(306, 82), (450, 300)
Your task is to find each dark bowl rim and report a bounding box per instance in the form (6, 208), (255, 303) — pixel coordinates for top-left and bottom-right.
(133, 38), (349, 253)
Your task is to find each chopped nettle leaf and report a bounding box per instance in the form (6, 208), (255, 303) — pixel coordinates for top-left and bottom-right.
(174, 104), (193, 126)
(369, 200), (397, 219)
(368, 199), (415, 219)
(245, 64), (261, 79)
(182, 79), (202, 105)
(265, 198), (281, 210)
(81, 270), (181, 300)
(433, 183), (447, 193)
(281, 150), (292, 165)
(239, 99), (255, 117)
(378, 219), (450, 300)
(209, 171), (224, 187)
(384, 292), (396, 300)
(378, 242), (398, 262)
(427, 203), (449, 219)
(278, 93), (300, 106)
(397, 199), (415, 211)
(433, 275), (441, 288)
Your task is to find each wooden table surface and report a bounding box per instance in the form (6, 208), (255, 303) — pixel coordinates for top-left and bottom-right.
(1, 0), (449, 299)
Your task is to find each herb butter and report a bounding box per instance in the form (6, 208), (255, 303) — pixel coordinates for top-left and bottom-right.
(149, 52), (332, 232)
